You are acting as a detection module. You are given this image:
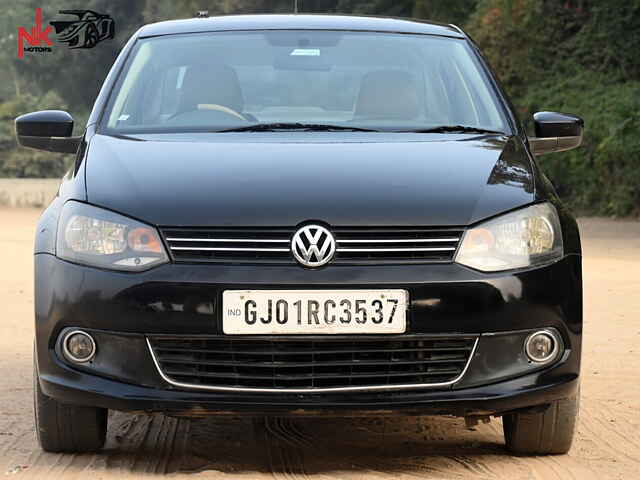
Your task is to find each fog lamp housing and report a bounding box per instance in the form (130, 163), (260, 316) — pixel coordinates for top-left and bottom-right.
(524, 329), (562, 364)
(62, 330), (96, 363)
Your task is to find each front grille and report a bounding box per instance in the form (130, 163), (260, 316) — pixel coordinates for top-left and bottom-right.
(161, 227), (463, 264)
(147, 335), (478, 392)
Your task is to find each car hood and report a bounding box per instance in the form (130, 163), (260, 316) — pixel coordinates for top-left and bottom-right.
(85, 133), (535, 227)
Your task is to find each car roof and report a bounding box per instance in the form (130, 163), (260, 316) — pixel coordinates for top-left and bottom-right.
(138, 14), (465, 39)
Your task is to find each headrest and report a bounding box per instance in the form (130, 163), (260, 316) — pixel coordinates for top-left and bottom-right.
(354, 70), (420, 120)
(178, 64), (244, 114)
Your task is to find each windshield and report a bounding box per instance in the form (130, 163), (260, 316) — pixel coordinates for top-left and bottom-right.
(102, 30), (509, 134)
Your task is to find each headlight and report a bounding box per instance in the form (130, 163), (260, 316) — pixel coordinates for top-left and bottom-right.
(56, 201), (168, 271)
(455, 203), (563, 272)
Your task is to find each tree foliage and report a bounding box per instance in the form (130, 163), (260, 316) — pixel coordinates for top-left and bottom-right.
(1, 0), (638, 214)
(466, 0), (640, 215)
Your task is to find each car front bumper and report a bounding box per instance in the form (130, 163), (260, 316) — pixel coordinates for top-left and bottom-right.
(35, 253), (582, 416)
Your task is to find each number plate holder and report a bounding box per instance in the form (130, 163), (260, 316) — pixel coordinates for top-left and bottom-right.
(222, 289), (408, 335)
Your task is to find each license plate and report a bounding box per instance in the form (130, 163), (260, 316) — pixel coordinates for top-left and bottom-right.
(223, 289), (408, 334)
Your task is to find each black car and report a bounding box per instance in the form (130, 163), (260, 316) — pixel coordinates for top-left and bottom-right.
(17, 15), (583, 456)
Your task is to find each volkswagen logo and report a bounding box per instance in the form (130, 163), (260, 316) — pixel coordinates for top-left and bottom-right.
(291, 225), (336, 267)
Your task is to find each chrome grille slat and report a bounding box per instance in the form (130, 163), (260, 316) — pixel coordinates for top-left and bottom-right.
(336, 247), (456, 252)
(162, 369), (464, 381)
(147, 335), (478, 392)
(337, 238), (459, 243)
(161, 227), (464, 264)
(170, 247), (290, 252)
(166, 238), (290, 243)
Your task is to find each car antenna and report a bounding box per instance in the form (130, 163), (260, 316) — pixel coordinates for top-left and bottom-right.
(294, 0), (298, 13)
(195, 10), (209, 18)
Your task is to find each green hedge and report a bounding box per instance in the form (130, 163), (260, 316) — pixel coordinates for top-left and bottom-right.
(0, 92), (71, 178)
(467, 0), (640, 216)
(528, 75), (640, 216)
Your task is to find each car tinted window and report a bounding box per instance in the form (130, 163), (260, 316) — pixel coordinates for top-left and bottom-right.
(103, 30), (508, 133)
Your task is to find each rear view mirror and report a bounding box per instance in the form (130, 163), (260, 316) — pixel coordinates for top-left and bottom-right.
(274, 54), (332, 71)
(15, 110), (81, 154)
(528, 111), (584, 156)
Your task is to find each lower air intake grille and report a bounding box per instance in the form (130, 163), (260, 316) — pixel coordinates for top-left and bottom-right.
(161, 227), (463, 264)
(147, 335), (478, 392)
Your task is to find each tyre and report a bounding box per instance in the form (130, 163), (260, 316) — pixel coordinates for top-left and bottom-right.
(33, 359), (108, 453)
(503, 391), (579, 455)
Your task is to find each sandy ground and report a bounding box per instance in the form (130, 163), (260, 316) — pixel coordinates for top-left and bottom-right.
(0, 207), (638, 479)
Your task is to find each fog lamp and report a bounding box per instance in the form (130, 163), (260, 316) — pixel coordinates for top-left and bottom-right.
(63, 331), (96, 363)
(524, 330), (560, 364)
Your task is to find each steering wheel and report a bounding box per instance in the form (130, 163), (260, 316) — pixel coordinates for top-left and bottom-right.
(167, 104), (248, 124)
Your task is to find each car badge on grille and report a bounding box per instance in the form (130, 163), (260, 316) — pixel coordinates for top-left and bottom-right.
(291, 224), (336, 267)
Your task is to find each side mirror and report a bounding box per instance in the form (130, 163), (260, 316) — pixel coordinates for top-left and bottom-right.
(15, 110), (81, 154)
(528, 111), (584, 156)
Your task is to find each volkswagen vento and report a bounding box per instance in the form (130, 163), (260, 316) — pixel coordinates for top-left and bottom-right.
(16, 14), (584, 455)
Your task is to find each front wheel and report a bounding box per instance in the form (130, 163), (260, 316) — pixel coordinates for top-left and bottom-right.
(503, 391), (579, 455)
(33, 359), (107, 453)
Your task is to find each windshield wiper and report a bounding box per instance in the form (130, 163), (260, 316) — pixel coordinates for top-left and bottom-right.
(215, 122), (380, 133)
(109, 133), (145, 141)
(397, 125), (505, 135)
